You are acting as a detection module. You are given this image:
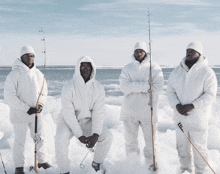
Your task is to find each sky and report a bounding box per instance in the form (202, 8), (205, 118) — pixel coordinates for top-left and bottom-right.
(0, 0), (220, 66)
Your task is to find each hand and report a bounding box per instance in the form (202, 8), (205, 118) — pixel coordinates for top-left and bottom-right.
(27, 105), (43, 115)
(27, 107), (37, 115)
(182, 104), (194, 114)
(86, 133), (99, 148)
(78, 136), (88, 144)
(176, 103), (194, 116)
(176, 103), (183, 114)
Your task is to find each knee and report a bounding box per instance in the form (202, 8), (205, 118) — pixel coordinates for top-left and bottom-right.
(14, 136), (26, 147)
(55, 132), (66, 145)
(55, 124), (71, 142)
(97, 129), (113, 146)
(105, 129), (113, 142)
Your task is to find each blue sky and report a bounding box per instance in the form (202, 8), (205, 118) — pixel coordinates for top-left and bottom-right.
(1, 0), (220, 66)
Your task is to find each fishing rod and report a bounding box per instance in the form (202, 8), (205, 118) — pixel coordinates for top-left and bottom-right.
(177, 122), (216, 174)
(39, 28), (47, 67)
(0, 153), (7, 174)
(34, 79), (45, 173)
(80, 148), (94, 169)
(148, 10), (157, 171)
(29, 78), (45, 173)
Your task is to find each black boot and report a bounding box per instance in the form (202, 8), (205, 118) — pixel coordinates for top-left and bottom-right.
(92, 161), (106, 173)
(15, 167), (25, 174)
(60, 172), (70, 174)
(92, 161), (101, 172)
(38, 162), (51, 169)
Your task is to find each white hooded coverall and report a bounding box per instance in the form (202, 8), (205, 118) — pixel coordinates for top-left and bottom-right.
(120, 51), (164, 163)
(167, 56), (217, 173)
(4, 58), (48, 167)
(55, 56), (113, 173)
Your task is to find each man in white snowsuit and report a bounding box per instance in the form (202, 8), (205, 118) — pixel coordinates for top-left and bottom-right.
(55, 56), (113, 174)
(4, 46), (51, 174)
(167, 41), (217, 174)
(119, 42), (164, 167)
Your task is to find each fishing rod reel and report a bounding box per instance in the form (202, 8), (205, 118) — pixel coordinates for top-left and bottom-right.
(33, 135), (41, 144)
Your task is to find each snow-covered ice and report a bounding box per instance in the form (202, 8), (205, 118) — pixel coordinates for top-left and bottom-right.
(0, 92), (219, 174)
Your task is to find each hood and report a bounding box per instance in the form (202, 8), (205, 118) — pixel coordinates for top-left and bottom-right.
(132, 41), (150, 66)
(20, 45), (35, 58)
(12, 58), (36, 72)
(73, 56), (96, 82)
(134, 42), (148, 54)
(186, 41), (203, 55)
(181, 55), (208, 71)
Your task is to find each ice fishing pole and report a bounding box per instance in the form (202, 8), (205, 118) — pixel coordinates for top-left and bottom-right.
(80, 148), (94, 169)
(0, 153), (7, 174)
(39, 28), (47, 67)
(177, 122), (216, 174)
(29, 78), (45, 173)
(148, 10), (157, 171)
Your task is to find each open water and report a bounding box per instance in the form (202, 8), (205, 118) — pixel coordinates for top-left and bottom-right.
(0, 66), (220, 100)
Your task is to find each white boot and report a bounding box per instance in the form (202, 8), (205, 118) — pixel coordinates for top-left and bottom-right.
(96, 169), (106, 174)
(177, 167), (192, 174)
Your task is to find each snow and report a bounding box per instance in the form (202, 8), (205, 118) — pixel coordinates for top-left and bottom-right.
(0, 93), (219, 174)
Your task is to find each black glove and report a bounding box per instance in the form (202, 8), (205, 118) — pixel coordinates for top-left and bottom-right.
(27, 107), (37, 115)
(78, 135), (88, 144)
(27, 105), (43, 115)
(176, 103), (194, 116)
(86, 133), (99, 148)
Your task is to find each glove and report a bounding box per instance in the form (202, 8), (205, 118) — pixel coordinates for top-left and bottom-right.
(27, 107), (37, 115)
(78, 136), (88, 144)
(176, 103), (194, 116)
(182, 104), (194, 115)
(86, 133), (99, 148)
(27, 105), (43, 115)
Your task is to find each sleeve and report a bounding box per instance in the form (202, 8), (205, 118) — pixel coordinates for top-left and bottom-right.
(91, 85), (106, 135)
(119, 68), (149, 95)
(4, 72), (30, 112)
(192, 70), (217, 109)
(147, 64), (164, 94)
(38, 77), (48, 107)
(61, 82), (83, 138)
(166, 71), (181, 109)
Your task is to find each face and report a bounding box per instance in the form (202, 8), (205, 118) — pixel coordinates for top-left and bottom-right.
(21, 53), (35, 68)
(186, 49), (200, 61)
(134, 49), (146, 63)
(80, 62), (93, 82)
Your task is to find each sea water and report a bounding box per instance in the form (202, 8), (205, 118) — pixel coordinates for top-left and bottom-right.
(0, 66), (220, 100)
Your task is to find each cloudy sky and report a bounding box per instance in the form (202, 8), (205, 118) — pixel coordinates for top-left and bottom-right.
(1, 0), (220, 66)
